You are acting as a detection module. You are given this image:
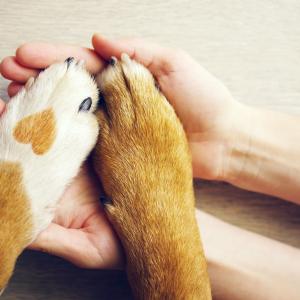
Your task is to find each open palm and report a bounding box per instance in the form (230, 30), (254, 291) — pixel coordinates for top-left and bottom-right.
(29, 162), (123, 269)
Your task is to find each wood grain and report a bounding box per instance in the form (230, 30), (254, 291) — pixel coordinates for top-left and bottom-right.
(0, 0), (299, 299)
(3, 251), (133, 300)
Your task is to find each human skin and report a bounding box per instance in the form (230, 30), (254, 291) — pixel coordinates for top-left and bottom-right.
(198, 211), (300, 300)
(1, 35), (300, 299)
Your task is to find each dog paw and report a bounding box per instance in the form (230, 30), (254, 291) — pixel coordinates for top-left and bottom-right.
(92, 55), (211, 300)
(93, 54), (191, 206)
(0, 58), (99, 240)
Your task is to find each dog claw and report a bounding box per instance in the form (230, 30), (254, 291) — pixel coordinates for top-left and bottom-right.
(25, 77), (35, 90)
(121, 53), (130, 63)
(109, 56), (117, 66)
(99, 195), (112, 206)
(65, 57), (75, 67)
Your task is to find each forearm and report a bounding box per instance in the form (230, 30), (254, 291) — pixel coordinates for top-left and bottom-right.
(223, 103), (300, 204)
(197, 210), (300, 300)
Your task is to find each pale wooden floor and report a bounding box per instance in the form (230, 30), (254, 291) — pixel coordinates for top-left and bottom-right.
(0, 1), (300, 299)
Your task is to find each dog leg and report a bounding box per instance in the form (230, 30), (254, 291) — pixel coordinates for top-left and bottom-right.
(94, 54), (211, 299)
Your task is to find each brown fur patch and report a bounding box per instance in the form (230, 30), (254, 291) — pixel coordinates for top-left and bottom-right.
(93, 59), (211, 299)
(0, 162), (33, 289)
(13, 108), (56, 155)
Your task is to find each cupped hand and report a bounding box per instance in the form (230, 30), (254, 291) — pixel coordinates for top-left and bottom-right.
(28, 163), (123, 269)
(0, 35), (239, 180)
(91, 35), (240, 180)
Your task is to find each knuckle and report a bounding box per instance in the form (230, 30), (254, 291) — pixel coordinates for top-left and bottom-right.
(0, 57), (14, 78)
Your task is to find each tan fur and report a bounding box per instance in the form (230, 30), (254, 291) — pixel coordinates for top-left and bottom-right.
(13, 108), (56, 155)
(93, 55), (211, 299)
(0, 162), (33, 289)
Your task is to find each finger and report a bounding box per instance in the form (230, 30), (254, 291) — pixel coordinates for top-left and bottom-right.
(16, 43), (105, 74)
(0, 99), (5, 115)
(92, 33), (175, 77)
(28, 223), (68, 253)
(0, 56), (39, 83)
(7, 82), (24, 97)
(28, 223), (96, 268)
(28, 222), (122, 269)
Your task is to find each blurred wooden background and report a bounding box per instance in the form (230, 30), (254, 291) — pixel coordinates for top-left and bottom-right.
(0, 0), (299, 299)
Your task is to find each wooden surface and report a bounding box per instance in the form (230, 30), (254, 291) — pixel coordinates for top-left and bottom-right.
(0, 0), (300, 299)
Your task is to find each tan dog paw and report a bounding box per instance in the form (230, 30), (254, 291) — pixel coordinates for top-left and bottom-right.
(93, 54), (211, 299)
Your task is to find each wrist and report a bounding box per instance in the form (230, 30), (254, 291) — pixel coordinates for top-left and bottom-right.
(220, 102), (256, 184)
(221, 104), (300, 203)
(191, 100), (248, 181)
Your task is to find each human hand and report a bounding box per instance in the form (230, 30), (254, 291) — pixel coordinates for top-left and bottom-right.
(28, 163), (124, 269)
(90, 35), (300, 204)
(0, 49), (123, 269)
(90, 35), (241, 180)
(0, 35), (241, 181)
(90, 36), (300, 204)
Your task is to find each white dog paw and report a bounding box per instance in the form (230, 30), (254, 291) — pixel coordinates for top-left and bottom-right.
(0, 58), (99, 241)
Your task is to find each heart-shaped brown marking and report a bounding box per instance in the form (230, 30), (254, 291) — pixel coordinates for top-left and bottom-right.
(13, 108), (56, 155)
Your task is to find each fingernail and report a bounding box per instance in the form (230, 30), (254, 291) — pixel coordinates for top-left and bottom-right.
(94, 33), (106, 40)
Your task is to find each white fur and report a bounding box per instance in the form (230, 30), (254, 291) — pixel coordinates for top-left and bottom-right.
(0, 60), (99, 240)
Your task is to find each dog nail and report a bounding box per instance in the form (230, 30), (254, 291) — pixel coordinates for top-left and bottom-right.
(25, 77), (35, 90)
(78, 97), (92, 112)
(99, 195), (112, 206)
(121, 53), (130, 63)
(109, 56), (117, 66)
(65, 57), (74, 67)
